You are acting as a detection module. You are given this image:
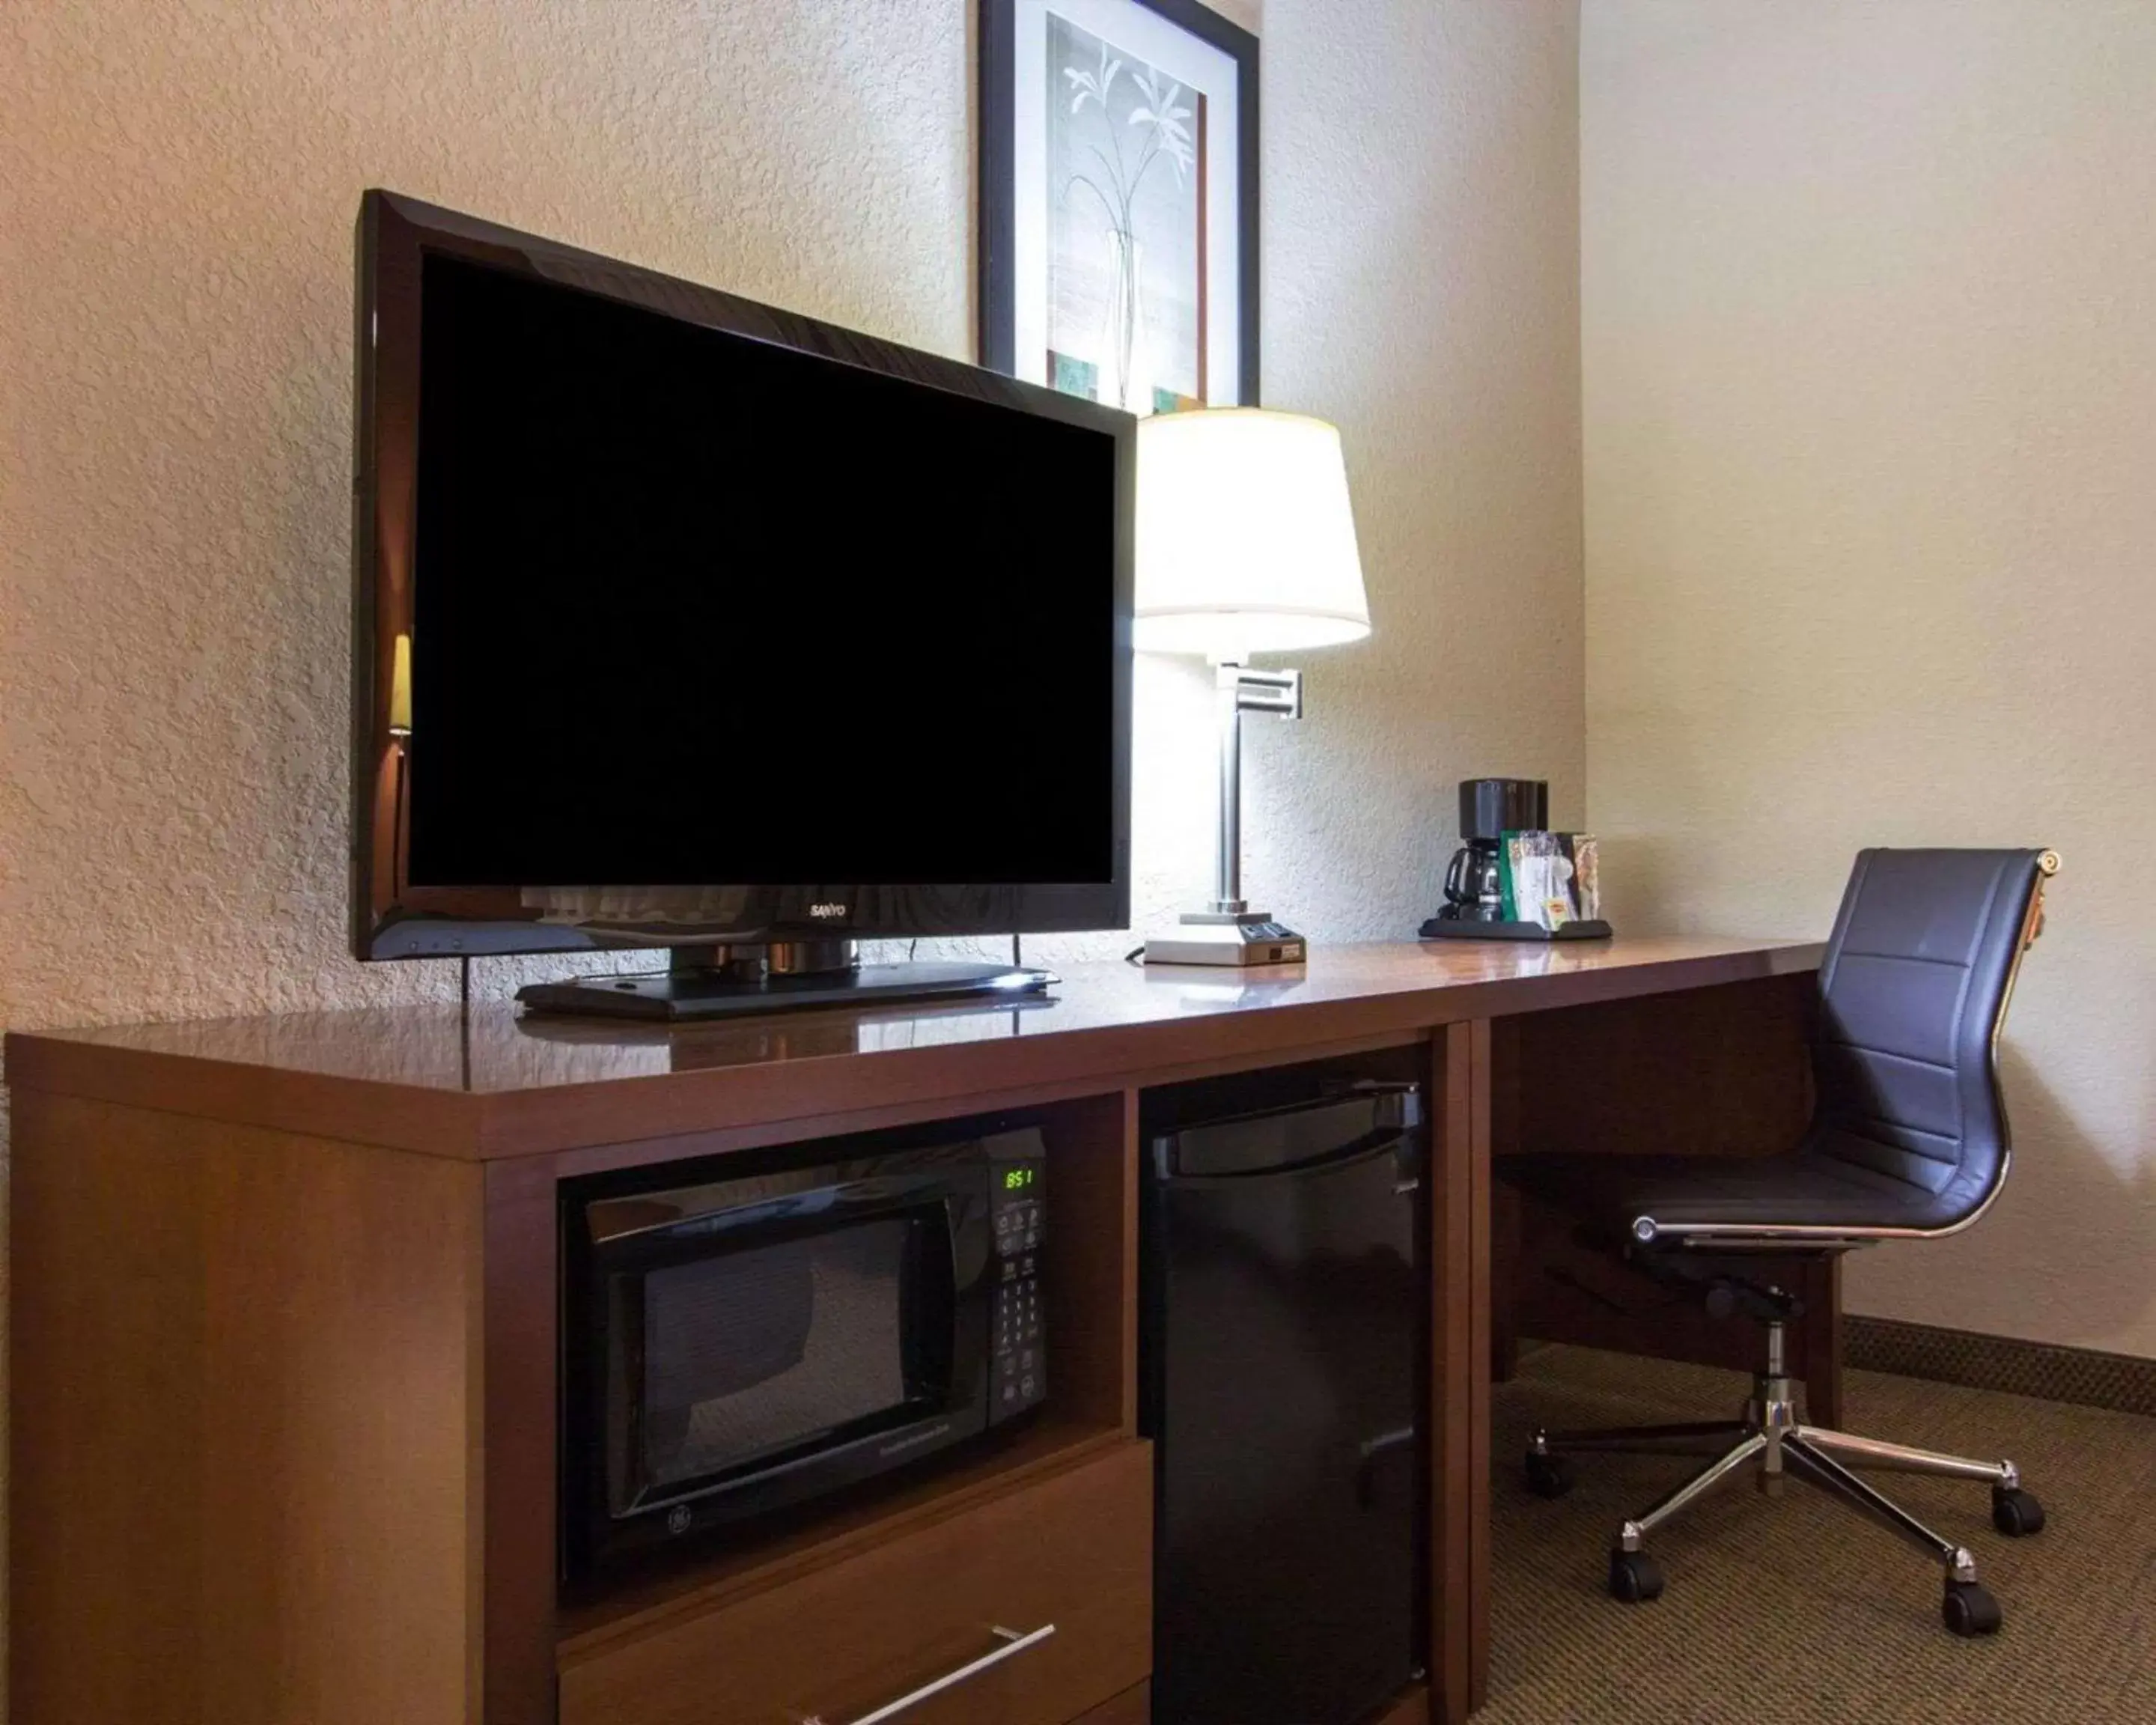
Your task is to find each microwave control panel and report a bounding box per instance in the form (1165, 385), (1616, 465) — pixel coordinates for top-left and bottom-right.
(988, 1154), (1047, 1420)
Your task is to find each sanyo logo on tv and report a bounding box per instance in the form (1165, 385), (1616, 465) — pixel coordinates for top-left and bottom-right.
(807, 902), (850, 919)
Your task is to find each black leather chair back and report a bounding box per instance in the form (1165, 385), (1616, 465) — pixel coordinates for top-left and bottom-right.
(1806, 849), (2048, 1227)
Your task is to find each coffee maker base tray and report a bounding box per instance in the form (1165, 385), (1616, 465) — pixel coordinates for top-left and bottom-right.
(1419, 918), (1614, 943)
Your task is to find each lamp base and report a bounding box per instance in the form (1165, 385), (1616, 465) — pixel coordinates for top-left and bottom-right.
(1141, 910), (1307, 967)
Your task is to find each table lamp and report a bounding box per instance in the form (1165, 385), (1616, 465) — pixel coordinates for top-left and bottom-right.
(1136, 408), (1369, 965)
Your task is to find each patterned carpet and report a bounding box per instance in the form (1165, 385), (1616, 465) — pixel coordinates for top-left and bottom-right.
(1482, 1345), (2156, 1724)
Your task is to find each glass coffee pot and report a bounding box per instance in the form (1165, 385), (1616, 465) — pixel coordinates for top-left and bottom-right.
(1440, 779), (1548, 922)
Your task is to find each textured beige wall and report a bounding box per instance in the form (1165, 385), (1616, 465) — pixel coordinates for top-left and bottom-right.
(2, 0), (1580, 1034)
(1231, 1), (1585, 932)
(1, 0), (1583, 1690)
(3, 0), (988, 1028)
(1583, 0), (2156, 1354)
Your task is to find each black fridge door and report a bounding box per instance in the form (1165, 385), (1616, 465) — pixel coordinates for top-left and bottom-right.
(1143, 1086), (1425, 1725)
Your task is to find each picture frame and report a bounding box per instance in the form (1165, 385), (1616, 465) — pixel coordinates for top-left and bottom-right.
(979, 0), (1259, 414)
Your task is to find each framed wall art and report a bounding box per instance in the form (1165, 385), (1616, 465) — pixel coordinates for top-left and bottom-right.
(980, 0), (1259, 416)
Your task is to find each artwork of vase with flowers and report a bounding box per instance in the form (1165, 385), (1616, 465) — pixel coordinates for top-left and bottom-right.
(1046, 19), (1206, 416)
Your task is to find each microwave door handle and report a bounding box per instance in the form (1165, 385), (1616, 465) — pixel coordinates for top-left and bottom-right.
(802, 1623), (1057, 1725)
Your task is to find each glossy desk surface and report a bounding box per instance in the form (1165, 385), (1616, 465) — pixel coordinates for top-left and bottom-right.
(5, 937), (1821, 1160)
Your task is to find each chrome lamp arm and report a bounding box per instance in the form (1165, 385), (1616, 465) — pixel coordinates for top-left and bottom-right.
(1211, 663), (1303, 913)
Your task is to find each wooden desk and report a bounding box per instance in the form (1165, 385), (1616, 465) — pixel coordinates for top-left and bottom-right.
(6, 936), (1821, 1725)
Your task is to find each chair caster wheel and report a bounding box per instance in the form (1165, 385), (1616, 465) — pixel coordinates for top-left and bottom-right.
(1943, 1579), (2003, 1637)
(1525, 1452), (1574, 1499)
(1992, 1485), (2044, 1536)
(1608, 1548), (1664, 1604)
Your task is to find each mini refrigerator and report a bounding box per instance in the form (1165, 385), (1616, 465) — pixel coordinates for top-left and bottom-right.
(1141, 1079), (1426, 1725)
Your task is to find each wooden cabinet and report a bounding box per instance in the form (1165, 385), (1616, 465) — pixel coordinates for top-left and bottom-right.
(558, 1440), (1152, 1725)
(5, 938), (1822, 1725)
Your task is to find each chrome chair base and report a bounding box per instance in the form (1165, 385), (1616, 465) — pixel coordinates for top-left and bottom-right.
(1525, 1322), (2044, 1635)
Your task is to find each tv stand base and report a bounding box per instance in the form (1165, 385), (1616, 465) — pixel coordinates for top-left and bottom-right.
(517, 961), (1054, 1022)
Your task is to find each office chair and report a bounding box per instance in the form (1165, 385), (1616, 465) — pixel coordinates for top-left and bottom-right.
(1499, 848), (2057, 1636)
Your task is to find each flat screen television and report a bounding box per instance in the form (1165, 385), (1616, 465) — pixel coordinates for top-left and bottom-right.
(351, 192), (1134, 1017)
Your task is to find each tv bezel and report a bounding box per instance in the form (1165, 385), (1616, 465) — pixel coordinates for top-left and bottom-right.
(350, 190), (1135, 962)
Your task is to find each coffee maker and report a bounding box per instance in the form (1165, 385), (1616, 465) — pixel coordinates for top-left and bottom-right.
(1440, 778), (1547, 922)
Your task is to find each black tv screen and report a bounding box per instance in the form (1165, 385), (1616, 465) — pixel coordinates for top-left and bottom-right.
(351, 193), (1133, 960)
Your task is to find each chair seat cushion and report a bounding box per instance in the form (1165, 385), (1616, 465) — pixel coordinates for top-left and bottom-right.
(1496, 1149), (1970, 1242)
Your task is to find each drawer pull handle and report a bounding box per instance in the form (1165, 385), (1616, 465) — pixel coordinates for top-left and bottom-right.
(808, 1622), (1058, 1725)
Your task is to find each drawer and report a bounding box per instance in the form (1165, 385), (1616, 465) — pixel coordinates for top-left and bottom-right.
(559, 1440), (1153, 1725)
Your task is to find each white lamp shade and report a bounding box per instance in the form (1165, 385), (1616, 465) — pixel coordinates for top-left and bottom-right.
(1135, 408), (1370, 657)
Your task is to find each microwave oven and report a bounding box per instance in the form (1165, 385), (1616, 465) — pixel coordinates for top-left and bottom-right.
(561, 1124), (1047, 1581)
